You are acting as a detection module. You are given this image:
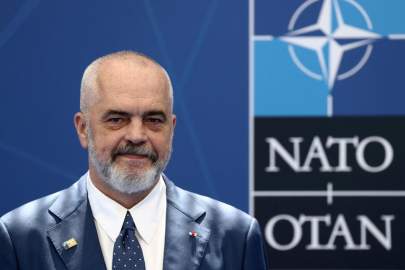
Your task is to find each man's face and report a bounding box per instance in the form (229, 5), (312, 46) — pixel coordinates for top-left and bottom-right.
(79, 59), (175, 194)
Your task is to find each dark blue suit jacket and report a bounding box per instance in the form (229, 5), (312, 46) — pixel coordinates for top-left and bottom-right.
(0, 175), (268, 270)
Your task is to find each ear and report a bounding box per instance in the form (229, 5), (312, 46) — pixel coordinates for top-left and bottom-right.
(74, 112), (89, 149)
(171, 114), (176, 128)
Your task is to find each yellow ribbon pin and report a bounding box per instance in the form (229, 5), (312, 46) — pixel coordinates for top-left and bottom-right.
(62, 238), (78, 250)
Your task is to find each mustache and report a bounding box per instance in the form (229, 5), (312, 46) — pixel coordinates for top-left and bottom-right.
(112, 144), (158, 163)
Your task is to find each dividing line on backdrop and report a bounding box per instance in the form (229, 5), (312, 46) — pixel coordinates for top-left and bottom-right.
(250, 0), (405, 268)
(254, 182), (405, 205)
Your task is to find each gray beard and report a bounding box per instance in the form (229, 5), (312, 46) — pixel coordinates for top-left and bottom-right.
(87, 137), (170, 195)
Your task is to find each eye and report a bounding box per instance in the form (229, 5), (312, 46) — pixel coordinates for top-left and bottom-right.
(144, 114), (166, 124)
(144, 117), (165, 130)
(108, 117), (124, 124)
(146, 117), (164, 123)
(104, 116), (128, 129)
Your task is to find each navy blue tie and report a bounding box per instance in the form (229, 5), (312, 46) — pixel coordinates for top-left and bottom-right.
(112, 212), (145, 270)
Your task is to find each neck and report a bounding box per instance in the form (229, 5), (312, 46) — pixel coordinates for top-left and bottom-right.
(89, 168), (157, 209)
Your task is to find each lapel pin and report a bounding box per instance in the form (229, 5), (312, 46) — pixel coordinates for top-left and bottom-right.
(189, 231), (198, 238)
(62, 238), (78, 250)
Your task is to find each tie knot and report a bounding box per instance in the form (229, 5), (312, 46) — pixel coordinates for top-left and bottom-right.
(122, 212), (136, 231)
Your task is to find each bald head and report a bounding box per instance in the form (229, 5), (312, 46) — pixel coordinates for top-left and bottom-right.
(80, 51), (173, 115)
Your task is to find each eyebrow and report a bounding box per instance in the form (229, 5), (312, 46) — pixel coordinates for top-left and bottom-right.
(101, 110), (167, 120)
(101, 110), (131, 120)
(143, 110), (167, 121)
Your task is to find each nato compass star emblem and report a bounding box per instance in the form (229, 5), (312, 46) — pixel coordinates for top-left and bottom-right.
(281, 0), (381, 91)
(255, 0), (405, 116)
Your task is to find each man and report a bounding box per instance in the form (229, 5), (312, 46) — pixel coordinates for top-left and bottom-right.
(0, 51), (268, 270)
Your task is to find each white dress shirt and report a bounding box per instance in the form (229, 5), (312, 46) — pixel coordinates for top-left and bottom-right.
(86, 173), (167, 270)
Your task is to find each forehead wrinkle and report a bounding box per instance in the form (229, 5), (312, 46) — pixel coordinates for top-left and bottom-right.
(93, 92), (171, 121)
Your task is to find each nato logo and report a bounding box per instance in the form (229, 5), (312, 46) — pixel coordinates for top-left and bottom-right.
(251, 2), (405, 265)
(253, 0), (405, 116)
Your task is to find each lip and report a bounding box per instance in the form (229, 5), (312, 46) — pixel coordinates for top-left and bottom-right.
(117, 154), (149, 161)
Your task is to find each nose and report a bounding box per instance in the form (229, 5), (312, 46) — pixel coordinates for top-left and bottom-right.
(124, 118), (147, 145)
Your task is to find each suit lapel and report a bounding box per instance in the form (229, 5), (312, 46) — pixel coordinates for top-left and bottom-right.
(47, 175), (106, 270)
(45, 175), (211, 270)
(163, 178), (211, 270)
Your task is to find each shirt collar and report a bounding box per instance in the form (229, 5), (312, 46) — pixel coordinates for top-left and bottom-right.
(86, 172), (166, 245)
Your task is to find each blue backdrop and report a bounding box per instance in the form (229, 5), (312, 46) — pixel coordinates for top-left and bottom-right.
(0, 0), (249, 215)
